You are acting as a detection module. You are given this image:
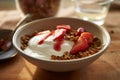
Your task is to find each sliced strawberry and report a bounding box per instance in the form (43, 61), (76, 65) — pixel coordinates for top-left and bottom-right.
(70, 37), (89, 54)
(56, 25), (71, 31)
(37, 30), (52, 44)
(76, 27), (86, 36)
(53, 29), (66, 51)
(37, 30), (51, 35)
(53, 29), (66, 41)
(81, 32), (93, 44)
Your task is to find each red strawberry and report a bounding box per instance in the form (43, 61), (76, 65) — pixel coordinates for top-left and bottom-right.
(37, 30), (52, 44)
(53, 29), (66, 51)
(76, 27), (86, 36)
(56, 25), (71, 31)
(81, 32), (93, 44)
(37, 30), (51, 35)
(53, 29), (66, 41)
(70, 37), (89, 54)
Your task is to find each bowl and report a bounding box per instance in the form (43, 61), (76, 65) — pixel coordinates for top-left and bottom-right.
(12, 17), (110, 72)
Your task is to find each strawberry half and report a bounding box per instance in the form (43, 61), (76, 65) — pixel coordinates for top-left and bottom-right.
(70, 37), (89, 54)
(81, 32), (93, 44)
(56, 25), (71, 31)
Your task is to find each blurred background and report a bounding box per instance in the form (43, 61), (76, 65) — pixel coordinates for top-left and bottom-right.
(0, 0), (16, 10)
(0, 0), (120, 10)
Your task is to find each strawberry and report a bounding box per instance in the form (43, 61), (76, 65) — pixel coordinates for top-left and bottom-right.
(56, 25), (71, 31)
(37, 30), (52, 44)
(53, 29), (66, 41)
(76, 27), (86, 36)
(70, 37), (89, 54)
(53, 29), (66, 51)
(81, 32), (93, 44)
(37, 30), (51, 35)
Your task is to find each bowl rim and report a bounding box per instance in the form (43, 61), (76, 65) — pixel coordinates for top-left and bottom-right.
(12, 17), (111, 62)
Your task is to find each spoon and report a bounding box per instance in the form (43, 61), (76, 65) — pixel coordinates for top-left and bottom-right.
(0, 29), (17, 60)
(0, 14), (32, 60)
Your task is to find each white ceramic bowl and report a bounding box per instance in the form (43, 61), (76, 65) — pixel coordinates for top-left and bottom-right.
(12, 17), (110, 72)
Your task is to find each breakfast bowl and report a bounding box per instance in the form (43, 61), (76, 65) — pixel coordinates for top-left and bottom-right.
(12, 17), (110, 72)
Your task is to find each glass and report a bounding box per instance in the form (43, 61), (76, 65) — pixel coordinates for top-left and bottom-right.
(15, 0), (61, 20)
(72, 0), (113, 25)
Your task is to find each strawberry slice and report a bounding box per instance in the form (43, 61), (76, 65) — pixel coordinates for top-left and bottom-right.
(37, 30), (51, 35)
(56, 25), (71, 31)
(76, 27), (86, 36)
(53, 29), (66, 51)
(37, 30), (52, 44)
(70, 37), (89, 54)
(53, 29), (66, 41)
(81, 32), (93, 44)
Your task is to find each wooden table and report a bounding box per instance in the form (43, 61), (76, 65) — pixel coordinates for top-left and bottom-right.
(0, 4), (120, 80)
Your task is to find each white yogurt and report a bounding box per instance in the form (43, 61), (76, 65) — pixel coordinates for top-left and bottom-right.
(24, 35), (74, 60)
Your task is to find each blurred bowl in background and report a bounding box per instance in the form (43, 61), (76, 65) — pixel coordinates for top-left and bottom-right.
(15, 0), (61, 19)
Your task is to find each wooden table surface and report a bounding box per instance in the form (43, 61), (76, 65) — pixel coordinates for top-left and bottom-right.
(0, 4), (120, 80)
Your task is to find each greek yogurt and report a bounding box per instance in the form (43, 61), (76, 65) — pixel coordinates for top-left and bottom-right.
(24, 30), (74, 60)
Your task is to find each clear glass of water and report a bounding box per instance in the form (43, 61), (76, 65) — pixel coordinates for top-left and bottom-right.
(72, 0), (113, 25)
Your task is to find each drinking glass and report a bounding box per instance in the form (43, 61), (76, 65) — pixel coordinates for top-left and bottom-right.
(72, 0), (113, 25)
